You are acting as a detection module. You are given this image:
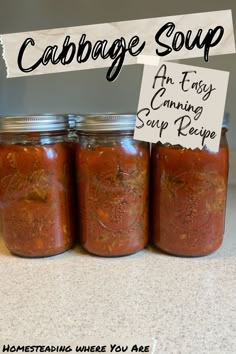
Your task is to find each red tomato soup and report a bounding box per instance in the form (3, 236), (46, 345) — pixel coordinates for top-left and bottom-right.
(75, 115), (150, 256)
(0, 115), (75, 257)
(151, 128), (229, 256)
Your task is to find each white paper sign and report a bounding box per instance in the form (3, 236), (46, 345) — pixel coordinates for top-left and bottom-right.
(134, 62), (229, 152)
(0, 10), (235, 79)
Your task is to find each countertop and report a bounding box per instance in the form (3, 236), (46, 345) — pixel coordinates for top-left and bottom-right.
(0, 187), (235, 354)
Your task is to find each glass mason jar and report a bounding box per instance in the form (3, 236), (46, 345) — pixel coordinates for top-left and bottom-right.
(0, 115), (75, 257)
(75, 114), (150, 256)
(151, 122), (229, 257)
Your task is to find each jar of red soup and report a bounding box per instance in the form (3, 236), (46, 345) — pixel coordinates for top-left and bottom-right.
(0, 115), (75, 257)
(75, 114), (150, 256)
(151, 117), (229, 257)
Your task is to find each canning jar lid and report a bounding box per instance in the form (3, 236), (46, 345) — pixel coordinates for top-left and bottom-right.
(68, 115), (76, 129)
(0, 115), (69, 132)
(222, 112), (229, 129)
(75, 114), (136, 131)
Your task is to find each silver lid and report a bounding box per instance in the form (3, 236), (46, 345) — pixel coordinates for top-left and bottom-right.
(68, 115), (76, 129)
(222, 112), (229, 129)
(75, 114), (136, 131)
(0, 115), (69, 132)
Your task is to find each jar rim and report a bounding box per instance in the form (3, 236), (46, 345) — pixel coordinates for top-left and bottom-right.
(0, 115), (69, 133)
(74, 114), (136, 131)
(222, 112), (229, 129)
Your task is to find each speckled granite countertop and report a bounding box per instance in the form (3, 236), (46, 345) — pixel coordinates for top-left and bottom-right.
(0, 187), (235, 354)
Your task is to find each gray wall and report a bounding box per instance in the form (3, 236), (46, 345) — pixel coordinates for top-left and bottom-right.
(0, 0), (235, 148)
